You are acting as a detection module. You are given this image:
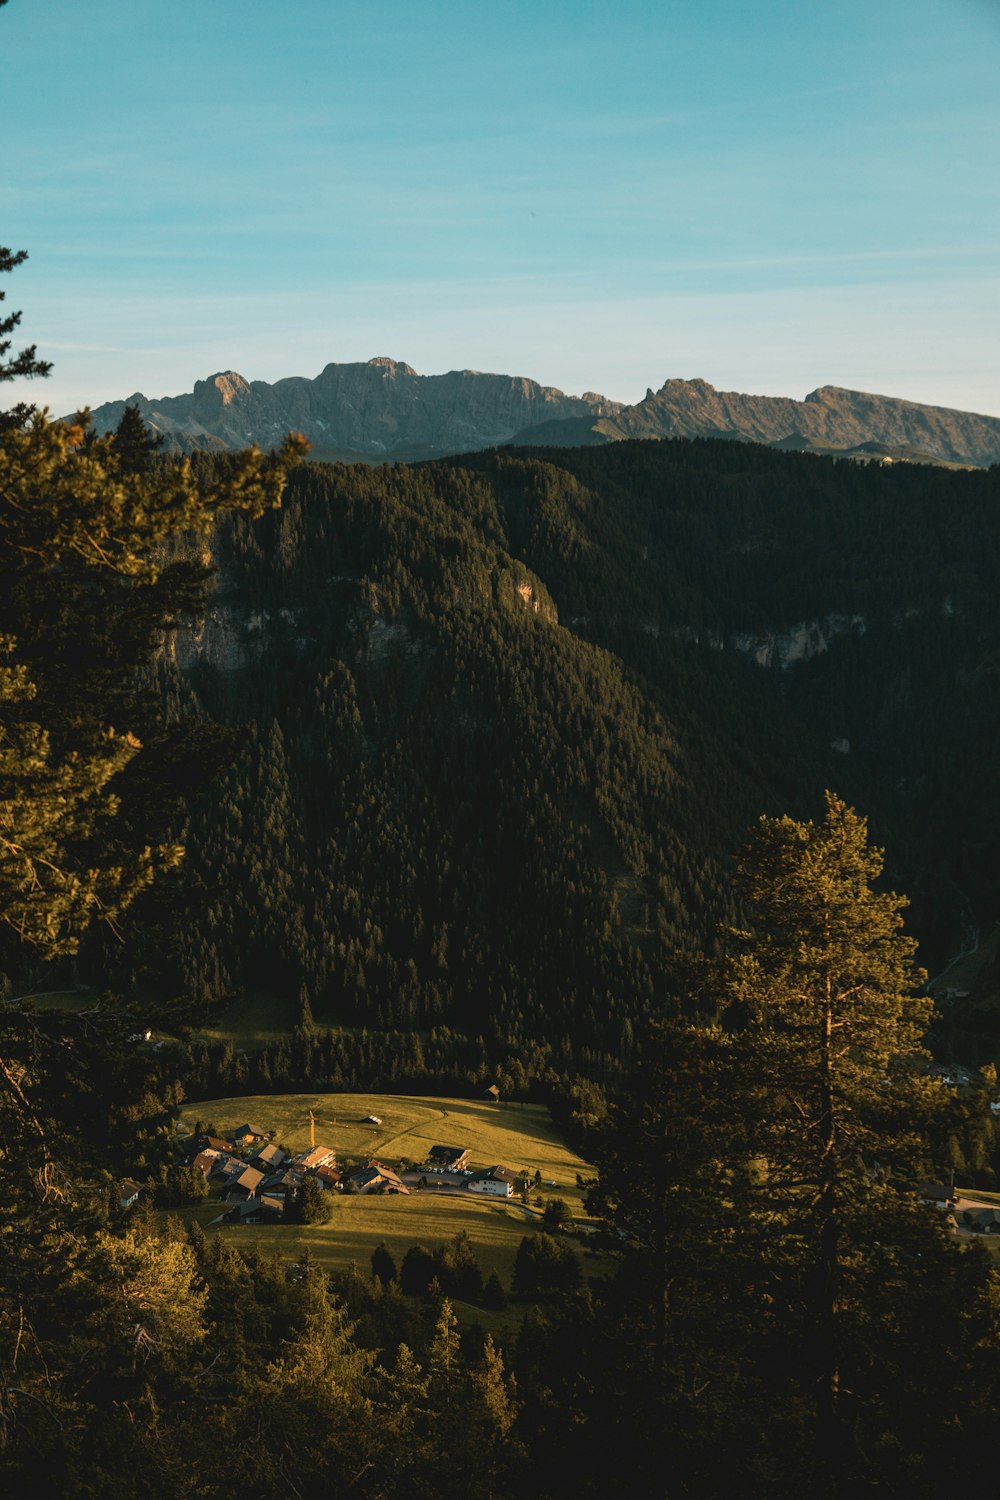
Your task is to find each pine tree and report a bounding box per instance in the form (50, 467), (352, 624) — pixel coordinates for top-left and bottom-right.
(720, 793), (937, 1488)
(0, 246), (50, 430)
(371, 1242), (397, 1287)
(0, 245), (305, 1236)
(426, 1296), (461, 1410)
(111, 402), (165, 473)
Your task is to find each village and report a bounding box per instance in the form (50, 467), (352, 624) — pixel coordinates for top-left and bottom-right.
(119, 1098), (539, 1227)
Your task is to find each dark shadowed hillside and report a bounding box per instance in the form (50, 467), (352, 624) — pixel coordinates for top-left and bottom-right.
(91, 438), (1000, 1067)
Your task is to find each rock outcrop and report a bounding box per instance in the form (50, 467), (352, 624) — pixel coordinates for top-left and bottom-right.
(87, 357), (621, 460)
(87, 363), (1000, 469)
(587, 378), (1000, 468)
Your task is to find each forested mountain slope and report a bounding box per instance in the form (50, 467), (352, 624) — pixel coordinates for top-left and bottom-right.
(111, 439), (1000, 1065)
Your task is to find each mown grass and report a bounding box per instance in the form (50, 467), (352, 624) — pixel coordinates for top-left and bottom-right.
(174, 1092), (607, 1303)
(185, 1191), (569, 1281)
(178, 1091), (592, 1207)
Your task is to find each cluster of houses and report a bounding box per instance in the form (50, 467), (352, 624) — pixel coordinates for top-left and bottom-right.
(920, 1181), (1000, 1237)
(119, 1119), (523, 1225)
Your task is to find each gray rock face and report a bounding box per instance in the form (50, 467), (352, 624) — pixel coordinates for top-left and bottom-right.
(600, 378), (1000, 468)
(87, 362), (1000, 468)
(87, 357), (621, 460)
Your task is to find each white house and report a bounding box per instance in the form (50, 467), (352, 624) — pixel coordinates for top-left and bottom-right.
(468, 1165), (517, 1198)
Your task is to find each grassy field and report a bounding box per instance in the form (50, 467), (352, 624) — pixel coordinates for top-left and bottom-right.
(179, 1092), (591, 1201)
(175, 1092), (604, 1292)
(180, 1189), (591, 1283)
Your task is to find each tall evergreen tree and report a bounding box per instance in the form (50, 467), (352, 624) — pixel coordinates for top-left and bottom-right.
(110, 403), (165, 473)
(725, 792), (933, 1480)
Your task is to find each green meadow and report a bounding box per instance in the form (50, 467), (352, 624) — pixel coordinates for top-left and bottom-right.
(175, 1092), (604, 1292)
(178, 1091), (591, 1201)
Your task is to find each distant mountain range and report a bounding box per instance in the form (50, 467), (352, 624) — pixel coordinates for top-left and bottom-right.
(86, 359), (1000, 468)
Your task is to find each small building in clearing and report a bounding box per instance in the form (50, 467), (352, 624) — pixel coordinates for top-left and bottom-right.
(119, 1178), (142, 1210)
(468, 1165), (517, 1198)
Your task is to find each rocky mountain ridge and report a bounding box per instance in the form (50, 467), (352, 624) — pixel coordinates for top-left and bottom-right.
(86, 360), (1000, 468)
(87, 357), (621, 461)
(584, 378), (1000, 467)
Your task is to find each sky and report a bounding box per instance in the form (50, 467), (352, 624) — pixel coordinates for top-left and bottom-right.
(4, 0), (999, 416)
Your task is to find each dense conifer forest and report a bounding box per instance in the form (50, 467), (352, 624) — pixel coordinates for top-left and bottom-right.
(6, 339), (1000, 1494)
(91, 438), (1000, 1069)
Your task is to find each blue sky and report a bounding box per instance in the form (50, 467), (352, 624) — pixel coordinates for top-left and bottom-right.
(5, 0), (999, 414)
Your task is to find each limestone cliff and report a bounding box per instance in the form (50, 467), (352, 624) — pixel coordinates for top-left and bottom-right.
(88, 357), (621, 460)
(594, 378), (1000, 468)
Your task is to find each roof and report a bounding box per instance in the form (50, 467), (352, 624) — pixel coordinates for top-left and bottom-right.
(349, 1167), (382, 1190)
(261, 1170), (304, 1195)
(348, 1163), (408, 1192)
(488, 1165), (518, 1185)
(199, 1136), (232, 1153)
(484, 1085), (500, 1098)
(918, 1182), (953, 1203)
(291, 1146), (336, 1170)
(251, 1142), (286, 1166)
(238, 1194), (284, 1220)
(427, 1145), (469, 1165)
(210, 1156), (246, 1179)
(119, 1178), (142, 1197)
(229, 1166), (265, 1192)
(233, 1123), (267, 1138)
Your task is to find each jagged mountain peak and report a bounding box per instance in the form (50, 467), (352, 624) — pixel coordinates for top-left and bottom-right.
(654, 376), (718, 398)
(85, 360), (1000, 468)
(365, 356), (417, 375)
(194, 371), (253, 406)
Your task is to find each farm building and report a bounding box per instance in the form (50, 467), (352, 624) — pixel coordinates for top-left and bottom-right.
(250, 1142), (287, 1169)
(235, 1194), (284, 1224)
(290, 1145), (337, 1171)
(425, 1145), (471, 1171)
(194, 1135), (233, 1154)
(119, 1179), (142, 1210)
(224, 1166), (265, 1200)
(468, 1165), (517, 1198)
(261, 1169), (304, 1199)
(346, 1161), (410, 1194)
